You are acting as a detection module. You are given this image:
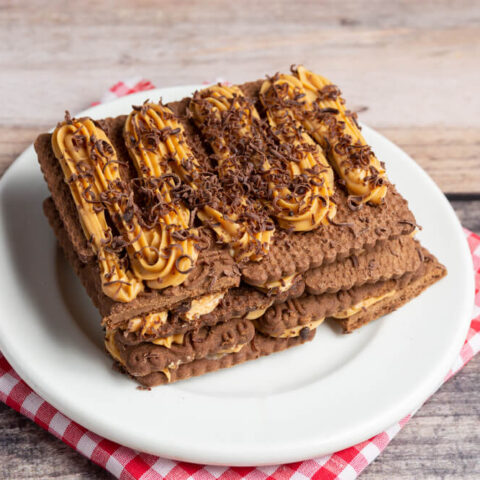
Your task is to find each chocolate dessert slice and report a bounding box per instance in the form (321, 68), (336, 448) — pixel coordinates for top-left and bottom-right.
(36, 66), (446, 387)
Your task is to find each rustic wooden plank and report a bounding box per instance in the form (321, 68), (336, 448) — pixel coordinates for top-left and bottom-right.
(0, 126), (46, 178)
(365, 357), (480, 479)
(377, 128), (480, 194)
(1, 1), (479, 192)
(1, 1), (479, 131)
(450, 199), (480, 233)
(0, 401), (113, 479)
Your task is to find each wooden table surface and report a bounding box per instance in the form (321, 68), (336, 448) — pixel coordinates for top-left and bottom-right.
(1, 1), (479, 478)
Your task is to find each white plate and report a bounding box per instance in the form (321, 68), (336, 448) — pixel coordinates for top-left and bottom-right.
(0, 86), (474, 466)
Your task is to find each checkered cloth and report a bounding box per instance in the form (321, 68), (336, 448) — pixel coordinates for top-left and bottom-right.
(1, 78), (479, 479)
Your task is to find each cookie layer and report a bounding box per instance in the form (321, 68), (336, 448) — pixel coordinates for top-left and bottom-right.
(132, 330), (316, 387)
(113, 317), (255, 377)
(334, 252), (447, 332)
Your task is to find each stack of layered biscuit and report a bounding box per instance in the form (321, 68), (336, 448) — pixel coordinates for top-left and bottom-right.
(36, 66), (446, 387)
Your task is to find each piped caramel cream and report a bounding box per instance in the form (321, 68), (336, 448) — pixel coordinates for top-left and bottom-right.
(123, 103), (199, 289)
(260, 77), (336, 229)
(189, 86), (274, 261)
(52, 118), (143, 303)
(52, 115), (198, 302)
(293, 66), (388, 205)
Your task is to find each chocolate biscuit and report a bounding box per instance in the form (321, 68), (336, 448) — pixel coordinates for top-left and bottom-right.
(169, 87), (417, 285)
(35, 68), (446, 390)
(37, 84), (416, 286)
(46, 194), (424, 338)
(239, 186), (416, 287)
(114, 317), (255, 377)
(334, 252), (447, 333)
(131, 330), (316, 387)
(304, 235), (422, 295)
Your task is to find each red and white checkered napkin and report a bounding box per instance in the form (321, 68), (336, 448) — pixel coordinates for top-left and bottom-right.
(1, 79), (480, 480)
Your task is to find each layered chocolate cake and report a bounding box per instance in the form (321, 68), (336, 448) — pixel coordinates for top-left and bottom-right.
(36, 66), (447, 387)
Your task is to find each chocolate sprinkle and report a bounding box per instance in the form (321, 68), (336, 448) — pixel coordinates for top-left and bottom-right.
(347, 195), (364, 211)
(175, 254), (195, 274)
(299, 327), (311, 340)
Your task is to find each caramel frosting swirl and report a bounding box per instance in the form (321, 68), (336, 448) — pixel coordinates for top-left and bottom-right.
(191, 85), (334, 234)
(260, 77), (336, 229)
(52, 118), (143, 302)
(145, 96), (273, 262)
(53, 115), (198, 302)
(293, 66), (387, 204)
(123, 103), (199, 289)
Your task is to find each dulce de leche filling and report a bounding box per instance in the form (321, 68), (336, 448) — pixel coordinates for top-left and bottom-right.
(254, 316), (324, 338)
(52, 115), (199, 302)
(280, 66), (388, 206)
(255, 274), (298, 294)
(117, 291), (226, 339)
(331, 290), (396, 319)
(189, 86), (275, 261)
(192, 84), (336, 234)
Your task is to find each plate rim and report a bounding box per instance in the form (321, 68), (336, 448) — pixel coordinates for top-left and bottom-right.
(0, 85), (474, 466)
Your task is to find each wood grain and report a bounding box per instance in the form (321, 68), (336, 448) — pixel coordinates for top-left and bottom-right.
(0, 0), (479, 478)
(1, 0), (480, 192)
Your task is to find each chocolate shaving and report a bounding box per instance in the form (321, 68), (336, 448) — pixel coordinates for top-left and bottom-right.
(103, 279), (132, 287)
(299, 327), (311, 340)
(175, 254), (195, 274)
(327, 216), (356, 235)
(398, 220), (421, 234)
(375, 226), (388, 236)
(347, 195), (364, 211)
(351, 254), (359, 268)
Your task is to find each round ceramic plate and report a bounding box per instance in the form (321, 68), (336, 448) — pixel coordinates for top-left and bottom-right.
(0, 85), (474, 466)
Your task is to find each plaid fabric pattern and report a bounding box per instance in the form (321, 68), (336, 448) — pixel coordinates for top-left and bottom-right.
(1, 81), (478, 480)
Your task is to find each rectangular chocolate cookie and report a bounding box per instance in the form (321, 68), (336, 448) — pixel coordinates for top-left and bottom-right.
(304, 235), (422, 295)
(36, 82), (416, 292)
(107, 247), (444, 387)
(118, 328), (316, 388)
(167, 87), (418, 287)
